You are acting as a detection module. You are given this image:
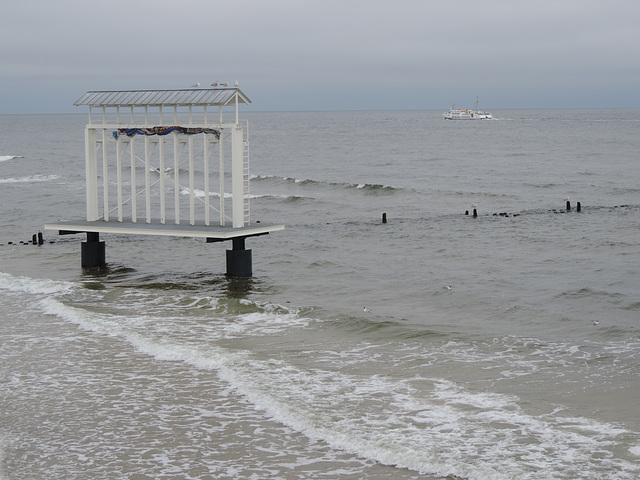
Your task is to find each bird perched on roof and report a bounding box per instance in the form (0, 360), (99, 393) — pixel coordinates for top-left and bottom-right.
(234, 81), (239, 86)
(211, 81), (218, 87)
(191, 82), (200, 88)
(220, 82), (229, 87)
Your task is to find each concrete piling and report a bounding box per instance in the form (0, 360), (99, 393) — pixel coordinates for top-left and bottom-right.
(226, 236), (252, 277)
(81, 232), (106, 268)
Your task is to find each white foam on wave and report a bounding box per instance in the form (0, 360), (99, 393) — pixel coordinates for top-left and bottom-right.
(179, 187), (291, 201)
(0, 272), (73, 296)
(39, 295), (231, 368)
(180, 187), (232, 199)
(220, 301), (309, 338)
(0, 155), (22, 162)
(0, 174), (59, 184)
(37, 286), (308, 356)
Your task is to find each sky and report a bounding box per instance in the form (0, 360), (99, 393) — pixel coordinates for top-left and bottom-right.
(1, 0), (639, 113)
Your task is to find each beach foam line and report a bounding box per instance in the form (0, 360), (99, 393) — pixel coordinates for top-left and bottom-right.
(35, 291), (640, 479)
(11, 270), (639, 479)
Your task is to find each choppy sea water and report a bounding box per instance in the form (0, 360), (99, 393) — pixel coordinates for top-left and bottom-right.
(0, 109), (639, 479)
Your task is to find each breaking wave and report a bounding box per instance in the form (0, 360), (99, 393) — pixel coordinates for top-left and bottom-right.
(0, 174), (59, 184)
(251, 174), (398, 192)
(0, 155), (23, 163)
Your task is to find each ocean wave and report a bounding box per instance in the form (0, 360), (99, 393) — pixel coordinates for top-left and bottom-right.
(179, 187), (311, 202)
(0, 271), (73, 296)
(624, 301), (640, 311)
(0, 174), (59, 184)
(0, 155), (23, 162)
(37, 272), (309, 341)
(250, 174), (398, 193)
(351, 182), (396, 192)
(180, 187), (232, 199)
(254, 193), (312, 200)
(557, 287), (623, 300)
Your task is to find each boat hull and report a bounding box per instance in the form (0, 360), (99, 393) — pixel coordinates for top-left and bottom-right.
(443, 109), (492, 120)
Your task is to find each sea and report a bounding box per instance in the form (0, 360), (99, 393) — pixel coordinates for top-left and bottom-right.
(0, 108), (639, 479)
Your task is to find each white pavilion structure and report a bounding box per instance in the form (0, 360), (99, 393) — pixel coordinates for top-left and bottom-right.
(45, 86), (283, 275)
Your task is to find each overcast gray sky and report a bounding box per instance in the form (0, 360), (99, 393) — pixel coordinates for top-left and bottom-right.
(2, 0), (639, 113)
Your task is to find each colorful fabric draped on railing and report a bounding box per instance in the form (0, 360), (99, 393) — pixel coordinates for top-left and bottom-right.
(113, 126), (221, 139)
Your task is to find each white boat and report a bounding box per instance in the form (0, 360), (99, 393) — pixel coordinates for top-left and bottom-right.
(443, 98), (493, 120)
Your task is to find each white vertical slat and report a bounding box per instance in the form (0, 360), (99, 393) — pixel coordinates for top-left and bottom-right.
(130, 137), (137, 222)
(219, 106), (225, 226)
(159, 104), (165, 224)
(189, 135), (195, 225)
(116, 136), (123, 222)
(102, 129), (109, 221)
(85, 128), (99, 221)
(159, 136), (165, 224)
(219, 128), (225, 226)
(174, 131), (180, 225)
(204, 134), (210, 226)
(145, 136), (151, 223)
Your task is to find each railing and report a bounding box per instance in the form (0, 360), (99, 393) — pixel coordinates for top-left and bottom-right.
(85, 120), (250, 228)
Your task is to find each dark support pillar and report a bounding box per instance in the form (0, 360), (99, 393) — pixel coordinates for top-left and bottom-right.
(226, 236), (252, 277)
(81, 232), (106, 268)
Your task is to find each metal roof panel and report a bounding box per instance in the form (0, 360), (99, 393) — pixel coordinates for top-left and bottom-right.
(74, 88), (251, 107)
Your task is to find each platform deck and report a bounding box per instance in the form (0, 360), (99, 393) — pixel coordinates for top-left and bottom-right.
(44, 220), (284, 240)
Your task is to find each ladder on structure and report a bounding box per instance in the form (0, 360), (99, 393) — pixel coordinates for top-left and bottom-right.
(242, 121), (251, 226)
